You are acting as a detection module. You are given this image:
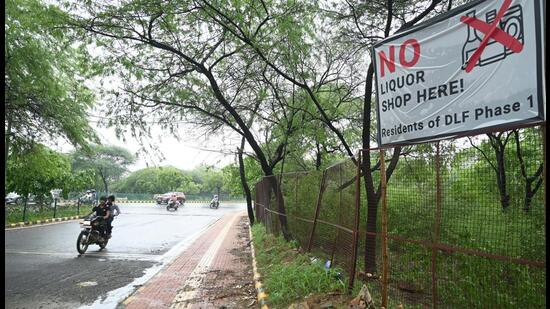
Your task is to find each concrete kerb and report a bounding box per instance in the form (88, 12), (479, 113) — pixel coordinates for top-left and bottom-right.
(5, 215), (81, 229)
(249, 225), (269, 309)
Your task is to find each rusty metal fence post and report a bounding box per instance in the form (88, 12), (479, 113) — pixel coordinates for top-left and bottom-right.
(330, 163), (344, 264)
(307, 170), (328, 252)
(380, 149), (389, 308)
(349, 151), (362, 293)
(542, 124), (546, 234)
(432, 142), (443, 309)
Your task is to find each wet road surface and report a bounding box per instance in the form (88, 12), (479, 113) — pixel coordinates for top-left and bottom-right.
(5, 202), (246, 309)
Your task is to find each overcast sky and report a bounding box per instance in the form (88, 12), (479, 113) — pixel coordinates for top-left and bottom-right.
(49, 118), (244, 172)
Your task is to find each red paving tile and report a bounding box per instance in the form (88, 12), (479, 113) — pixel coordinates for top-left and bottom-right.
(123, 211), (253, 309)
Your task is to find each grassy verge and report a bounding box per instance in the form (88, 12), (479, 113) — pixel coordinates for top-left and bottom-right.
(252, 223), (354, 308)
(5, 204), (84, 225)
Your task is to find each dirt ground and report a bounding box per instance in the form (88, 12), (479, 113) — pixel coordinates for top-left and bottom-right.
(195, 217), (359, 309)
(192, 217), (258, 308)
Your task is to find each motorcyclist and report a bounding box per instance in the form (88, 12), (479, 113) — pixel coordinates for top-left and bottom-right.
(169, 194), (179, 206)
(210, 194), (219, 207)
(106, 195), (121, 238)
(84, 196), (111, 238)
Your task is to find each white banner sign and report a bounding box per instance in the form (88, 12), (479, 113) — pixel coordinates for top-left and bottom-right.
(373, 0), (545, 146)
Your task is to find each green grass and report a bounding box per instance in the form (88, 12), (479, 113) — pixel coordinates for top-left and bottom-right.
(5, 204), (85, 224)
(252, 223), (348, 308)
(375, 186), (546, 309)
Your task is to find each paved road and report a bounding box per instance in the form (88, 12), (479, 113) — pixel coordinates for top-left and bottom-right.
(5, 202), (246, 309)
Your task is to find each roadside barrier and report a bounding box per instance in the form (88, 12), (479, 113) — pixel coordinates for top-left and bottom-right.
(249, 225), (269, 309)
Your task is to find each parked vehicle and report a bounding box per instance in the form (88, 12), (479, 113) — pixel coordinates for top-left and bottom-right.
(79, 189), (97, 206)
(156, 192), (186, 205)
(209, 195), (219, 209)
(76, 215), (109, 254)
(5, 192), (22, 205)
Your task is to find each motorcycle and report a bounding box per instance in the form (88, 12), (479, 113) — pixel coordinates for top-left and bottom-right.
(76, 215), (109, 254)
(209, 196), (219, 209)
(166, 200), (180, 211)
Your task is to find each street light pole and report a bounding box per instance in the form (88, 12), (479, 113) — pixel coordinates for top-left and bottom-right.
(53, 198), (58, 218)
(22, 196), (28, 223)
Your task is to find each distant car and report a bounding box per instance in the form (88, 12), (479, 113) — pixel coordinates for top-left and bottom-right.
(5, 192), (22, 205)
(156, 192), (186, 205)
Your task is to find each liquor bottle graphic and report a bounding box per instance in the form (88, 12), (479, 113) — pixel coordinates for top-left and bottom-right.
(462, 5), (524, 70)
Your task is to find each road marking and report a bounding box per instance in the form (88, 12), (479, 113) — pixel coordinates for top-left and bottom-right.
(170, 213), (239, 309)
(5, 219), (77, 230)
(4, 249), (162, 261)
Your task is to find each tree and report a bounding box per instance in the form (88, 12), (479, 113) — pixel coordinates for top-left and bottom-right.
(203, 168), (224, 197)
(324, 0), (447, 273)
(158, 167), (190, 192)
(469, 131), (514, 210)
(6, 143), (94, 203)
(69, 2), (301, 238)
(71, 145), (135, 194)
(5, 0), (98, 183)
(512, 129), (544, 212)
(113, 166), (202, 194)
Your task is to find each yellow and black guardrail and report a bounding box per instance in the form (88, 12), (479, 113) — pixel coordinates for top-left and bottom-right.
(249, 225), (269, 309)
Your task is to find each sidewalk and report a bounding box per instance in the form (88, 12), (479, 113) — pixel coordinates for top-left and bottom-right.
(121, 211), (257, 309)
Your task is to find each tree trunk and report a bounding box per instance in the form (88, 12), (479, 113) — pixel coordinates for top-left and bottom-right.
(315, 141), (322, 171)
(513, 130), (544, 212)
(495, 151), (510, 210)
(100, 170), (109, 196)
(361, 63), (403, 274)
(361, 63), (379, 274)
(266, 174), (292, 240)
(489, 133), (511, 210)
(204, 69), (291, 239)
(238, 141), (254, 225)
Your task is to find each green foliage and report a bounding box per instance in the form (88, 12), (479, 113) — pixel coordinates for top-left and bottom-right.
(110, 164), (248, 198)
(221, 157), (263, 196)
(5, 204), (84, 224)
(71, 144), (135, 193)
(5, 0), (98, 152)
(5, 143), (93, 200)
(112, 166), (192, 194)
(252, 223), (346, 308)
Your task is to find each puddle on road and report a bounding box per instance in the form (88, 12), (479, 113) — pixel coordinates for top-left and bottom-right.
(78, 218), (220, 309)
(78, 281), (98, 287)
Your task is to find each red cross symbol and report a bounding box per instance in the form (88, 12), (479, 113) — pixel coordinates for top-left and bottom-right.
(460, 0), (524, 72)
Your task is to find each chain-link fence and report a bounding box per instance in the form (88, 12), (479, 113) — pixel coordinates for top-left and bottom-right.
(254, 161), (362, 291)
(254, 126), (546, 308)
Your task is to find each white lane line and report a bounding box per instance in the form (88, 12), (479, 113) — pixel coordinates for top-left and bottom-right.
(170, 213), (240, 309)
(4, 249), (162, 261)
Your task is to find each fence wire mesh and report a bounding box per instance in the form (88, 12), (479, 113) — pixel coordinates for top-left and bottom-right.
(254, 126), (545, 308)
(360, 127), (546, 308)
(254, 163), (360, 290)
